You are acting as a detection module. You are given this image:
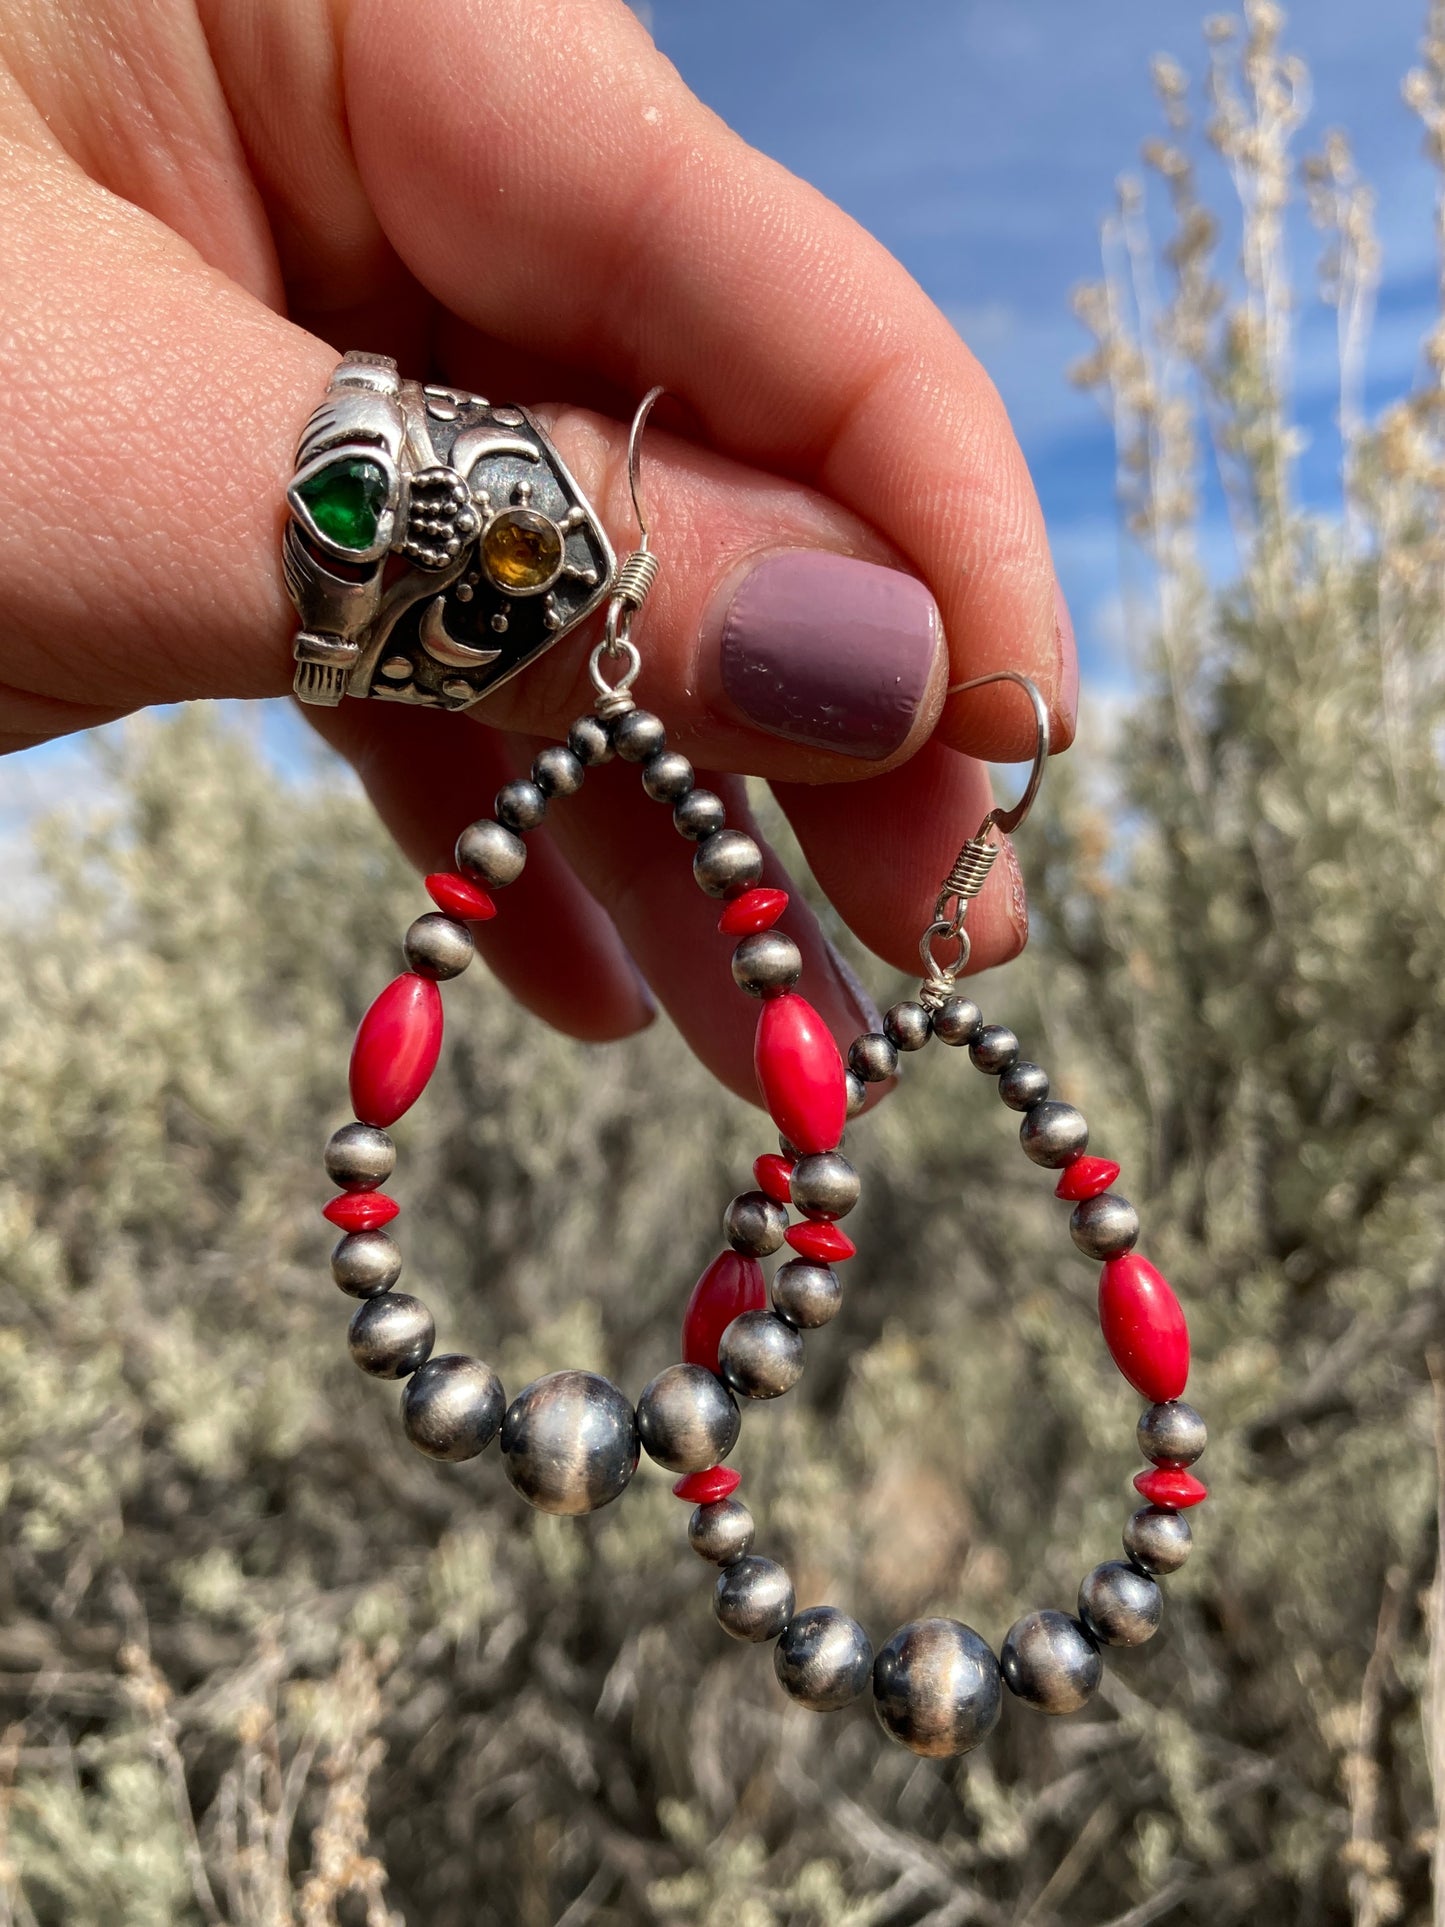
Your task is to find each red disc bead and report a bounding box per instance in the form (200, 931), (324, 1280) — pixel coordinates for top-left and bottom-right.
(425, 871), (497, 921)
(681, 1250), (767, 1374)
(1098, 1254), (1190, 1401)
(1133, 1466), (1208, 1509)
(672, 1466), (742, 1503)
(349, 973), (444, 1128)
(1055, 1156), (1121, 1202)
(322, 1189), (400, 1232)
(753, 1153), (794, 1205)
(785, 1221), (856, 1263)
(718, 887), (790, 936)
(754, 993), (847, 1155)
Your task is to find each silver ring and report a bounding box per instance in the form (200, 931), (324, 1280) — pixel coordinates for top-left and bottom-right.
(283, 352), (616, 711)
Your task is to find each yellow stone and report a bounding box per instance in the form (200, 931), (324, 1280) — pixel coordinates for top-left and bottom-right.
(480, 508), (564, 593)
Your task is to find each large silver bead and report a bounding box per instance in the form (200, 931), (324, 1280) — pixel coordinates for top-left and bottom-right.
(714, 1555), (795, 1642)
(772, 1260), (841, 1329)
(997, 1061), (1049, 1111)
(673, 788), (725, 841)
(1018, 1099), (1089, 1168)
(500, 1369), (639, 1515)
(531, 744), (585, 797)
(1079, 1561), (1162, 1647)
(403, 912), (474, 980)
(330, 1229), (402, 1298)
(1000, 1609), (1102, 1713)
(789, 1152), (859, 1222)
(455, 818), (526, 888)
(347, 1292), (435, 1379)
(931, 996), (982, 1046)
(401, 1354), (505, 1460)
(872, 1618), (1002, 1757)
(635, 1363), (740, 1474)
(1123, 1504), (1193, 1575)
(611, 708), (666, 763)
(494, 779), (547, 831)
(693, 829), (764, 899)
(1070, 1191), (1139, 1257)
(718, 1311), (804, 1399)
(688, 1497), (755, 1565)
(1137, 1400), (1207, 1467)
(641, 750), (694, 802)
(723, 1190), (789, 1256)
(969, 1024), (1019, 1074)
(849, 1032), (898, 1082)
(731, 931), (802, 998)
(324, 1123), (395, 1190)
(567, 716), (613, 766)
(774, 1606), (874, 1711)
(883, 1001), (931, 1053)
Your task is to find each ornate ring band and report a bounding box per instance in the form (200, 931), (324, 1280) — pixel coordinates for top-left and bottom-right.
(283, 352), (616, 711)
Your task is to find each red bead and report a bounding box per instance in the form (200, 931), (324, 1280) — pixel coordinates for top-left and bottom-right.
(349, 973), (444, 1127)
(753, 1153), (794, 1205)
(1055, 1156), (1121, 1202)
(785, 1221), (856, 1262)
(425, 871), (497, 921)
(1133, 1466), (1208, 1509)
(672, 1466), (742, 1503)
(681, 1250), (767, 1374)
(754, 993), (847, 1155)
(1098, 1254), (1190, 1401)
(322, 1189), (400, 1232)
(718, 887), (790, 936)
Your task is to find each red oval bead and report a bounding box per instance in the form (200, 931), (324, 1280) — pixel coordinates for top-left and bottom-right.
(681, 1250), (767, 1374)
(349, 974), (444, 1128)
(1055, 1156), (1121, 1202)
(785, 1221), (856, 1263)
(1098, 1254), (1190, 1401)
(1133, 1466), (1207, 1509)
(425, 871), (497, 921)
(322, 1189), (400, 1232)
(754, 993), (846, 1155)
(718, 887), (790, 936)
(753, 1153), (794, 1205)
(673, 1466), (742, 1503)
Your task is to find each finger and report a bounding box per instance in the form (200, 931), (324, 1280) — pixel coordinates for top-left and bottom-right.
(344, 0), (1077, 755)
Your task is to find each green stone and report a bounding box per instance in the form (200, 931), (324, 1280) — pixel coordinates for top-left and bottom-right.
(295, 458), (388, 551)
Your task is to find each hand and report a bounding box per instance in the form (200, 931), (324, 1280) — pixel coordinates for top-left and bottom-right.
(0, 0), (1075, 1100)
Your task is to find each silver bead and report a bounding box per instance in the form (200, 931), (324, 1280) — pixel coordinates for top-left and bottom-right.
(1070, 1192), (1140, 1258)
(1079, 1560), (1163, 1647)
(845, 1069), (867, 1117)
(931, 996), (982, 1046)
(714, 1555), (794, 1642)
(500, 1369), (639, 1514)
(723, 1190), (789, 1256)
(673, 788), (726, 841)
(774, 1606), (873, 1711)
(772, 1260), (841, 1330)
(883, 1001), (931, 1052)
(347, 1292), (435, 1379)
(455, 819), (526, 888)
(1019, 1099), (1089, 1168)
(402, 912), (474, 980)
(641, 751), (694, 802)
(494, 779), (547, 831)
(689, 1497), (755, 1564)
(848, 1033), (898, 1083)
(1137, 1400), (1207, 1467)
(969, 1024), (1019, 1073)
(330, 1229), (402, 1298)
(997, 1060), (1049, 1111)
(324, 1122), (395, 1190)
(1123, 1505), (1193, 1575)
(1000, 1609), (1102, 1714)
(872, 1618), (1003, 1757)
(401, 1354), (505, 1461)
(635, 1363), (740, 1474)
(731, 931), (802, 997)
(693, 829), (764, 899)
(789, 1152), (859, 1221)
(718, 1311), (805, 1399)
(531, 744), (585, 798)
(567, 715), (613, 766)
(611, 708), (666, 763)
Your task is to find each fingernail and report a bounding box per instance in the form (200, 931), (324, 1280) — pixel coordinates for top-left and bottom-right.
(822, 933), (882, 1037)
(1054, 580), (1079, 734)
(1001, 835), (1029, 953)
(718, 551), (942, 760)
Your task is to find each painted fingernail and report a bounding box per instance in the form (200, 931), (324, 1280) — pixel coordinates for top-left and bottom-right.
(1055, 580), (1079, 735)
(718, 551), (942, 760)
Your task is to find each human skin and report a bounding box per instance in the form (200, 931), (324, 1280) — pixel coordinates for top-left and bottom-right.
(0, 0), (1077, 1101)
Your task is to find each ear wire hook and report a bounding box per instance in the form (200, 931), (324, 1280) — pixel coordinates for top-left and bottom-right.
(590, 385), (669, 716)
(944, 670), (1051, 837)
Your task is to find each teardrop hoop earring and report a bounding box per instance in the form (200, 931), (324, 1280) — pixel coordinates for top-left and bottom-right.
(288, 365), (1208, 1761)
